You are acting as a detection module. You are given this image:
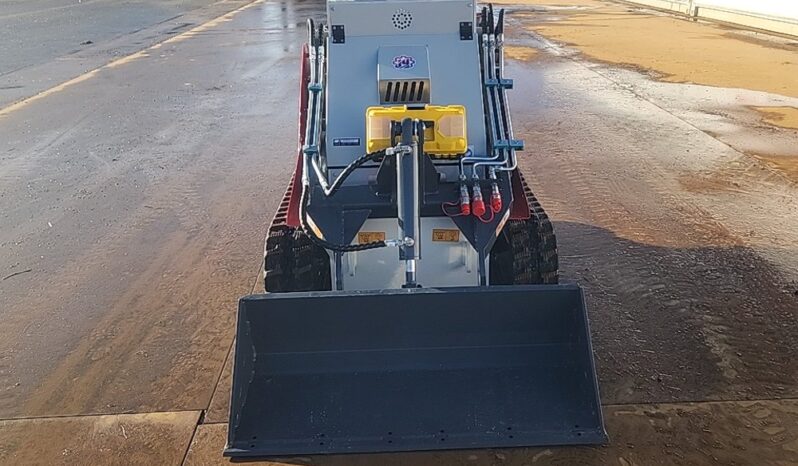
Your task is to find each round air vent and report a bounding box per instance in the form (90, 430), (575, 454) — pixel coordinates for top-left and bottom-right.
(392, 9), (413, 30)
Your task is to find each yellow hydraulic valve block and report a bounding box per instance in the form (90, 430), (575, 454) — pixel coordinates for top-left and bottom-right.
(366, 105), (467, 158)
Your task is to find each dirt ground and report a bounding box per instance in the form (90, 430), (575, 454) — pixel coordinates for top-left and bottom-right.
(753, 106), (798, 130)
(185, 400), (798, 466)
(0, 412), (200, 465)
(497, 0), (798, 143)
(497, 0), (798, 96)
(1, 0), (798, 465)
(504, 45), (541, 61)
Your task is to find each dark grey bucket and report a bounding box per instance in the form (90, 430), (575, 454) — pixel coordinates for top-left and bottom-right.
(225, 284), (606, 458)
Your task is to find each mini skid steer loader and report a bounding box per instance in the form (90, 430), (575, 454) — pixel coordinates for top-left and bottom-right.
(226, 0), (606, 457)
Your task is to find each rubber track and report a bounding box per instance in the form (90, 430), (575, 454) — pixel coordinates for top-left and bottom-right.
(490, 171), (559, 285)
(263, 174), (331, 292)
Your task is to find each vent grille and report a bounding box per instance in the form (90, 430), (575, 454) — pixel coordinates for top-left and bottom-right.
(392, 9), (413, 30)
(381, 80), (430, 104)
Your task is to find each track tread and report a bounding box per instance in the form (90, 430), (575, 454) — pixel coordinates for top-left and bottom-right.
(490, 172), (559, 285)
(263, 179), (331, 293)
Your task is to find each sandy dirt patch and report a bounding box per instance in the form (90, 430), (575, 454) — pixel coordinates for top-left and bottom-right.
(753, 106), (798, 130)
(493, 0), (606, 6)
(504, 45), (540, 60)
(0, 411), (200, 465)
(512, 0), (798, 98)
(753, 154), (798, 182)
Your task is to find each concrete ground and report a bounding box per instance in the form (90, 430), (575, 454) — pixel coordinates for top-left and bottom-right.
(0, 0), (221, 74)
(1, 0), (797, 464)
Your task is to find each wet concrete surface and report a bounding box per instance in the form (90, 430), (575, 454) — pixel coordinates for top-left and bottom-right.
(0, 0), (271, 109)
(0, 0), (325, 419)
(1, 0), (798, 464)
(1, 0), (219, 74)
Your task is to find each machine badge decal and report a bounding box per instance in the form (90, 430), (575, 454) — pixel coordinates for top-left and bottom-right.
(392, 55), (416, 69)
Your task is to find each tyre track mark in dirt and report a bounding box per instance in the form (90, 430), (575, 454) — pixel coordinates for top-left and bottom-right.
(510, 58), (798, 405)
(582, 62), (798, 279)
(508, 18), (798, 273)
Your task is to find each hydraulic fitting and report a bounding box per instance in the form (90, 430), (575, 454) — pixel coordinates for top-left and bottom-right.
(490, 182), (502, 212)
(471, 181), (486, 217)
(459, 181), (471, 216)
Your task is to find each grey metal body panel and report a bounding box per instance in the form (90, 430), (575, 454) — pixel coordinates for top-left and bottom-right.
(225, 285), (607, 457)
(327, 0), (475, 38)
(325, 0), (486, 169)
(378, 45), (431, 104)
(321, 0), (487, 289)
(335, 217), (480, 289)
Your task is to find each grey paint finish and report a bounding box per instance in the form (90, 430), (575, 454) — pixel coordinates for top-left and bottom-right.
(325, 0), (486, 169)
(378, 45), (431, 104)
(228, 284), (605, 456)
(335, 217), (481, 290)
(327, 0), (474, 37)
(378, 45), (430, 82)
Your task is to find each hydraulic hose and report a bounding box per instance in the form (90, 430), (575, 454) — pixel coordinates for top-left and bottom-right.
(300, 19), (387, 253)
(300, 149), (389, 252)
(319, 149), (386, 197)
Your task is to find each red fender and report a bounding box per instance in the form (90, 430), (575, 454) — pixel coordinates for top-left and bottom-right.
(285, 44), (310, 228)
(508, 169), (531, 220)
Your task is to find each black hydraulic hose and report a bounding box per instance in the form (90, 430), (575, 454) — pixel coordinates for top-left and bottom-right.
(300, 149), (389, 252)
(299, 186), (387, 252)
(325, 149), (386, 197)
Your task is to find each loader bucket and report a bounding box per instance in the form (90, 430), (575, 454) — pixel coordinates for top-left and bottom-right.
(225, 285), (606, 457)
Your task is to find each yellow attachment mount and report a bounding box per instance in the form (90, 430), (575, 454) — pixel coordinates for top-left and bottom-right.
(366, 105), (467, 158)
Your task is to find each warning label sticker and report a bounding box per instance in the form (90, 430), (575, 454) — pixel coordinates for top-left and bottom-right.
(358, 231), (386, 244)
(432, 229), (460, 242)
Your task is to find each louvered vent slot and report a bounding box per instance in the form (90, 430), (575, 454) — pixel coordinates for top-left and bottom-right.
(381, 80), (430, 104)
(393, 82), (401, 102)
(384, 82), (393, 102)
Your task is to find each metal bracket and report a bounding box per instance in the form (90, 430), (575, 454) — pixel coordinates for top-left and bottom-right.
(485, 78), (514, 89)
(493, 139), (524, 151)
(331, 25), (345, 44)
(459, 22), (473, 40)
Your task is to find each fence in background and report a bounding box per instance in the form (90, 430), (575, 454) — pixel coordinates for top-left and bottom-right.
(624, 0), (798, 37)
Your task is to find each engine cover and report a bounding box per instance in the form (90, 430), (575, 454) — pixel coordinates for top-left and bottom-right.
(325, 0), (487, 176)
